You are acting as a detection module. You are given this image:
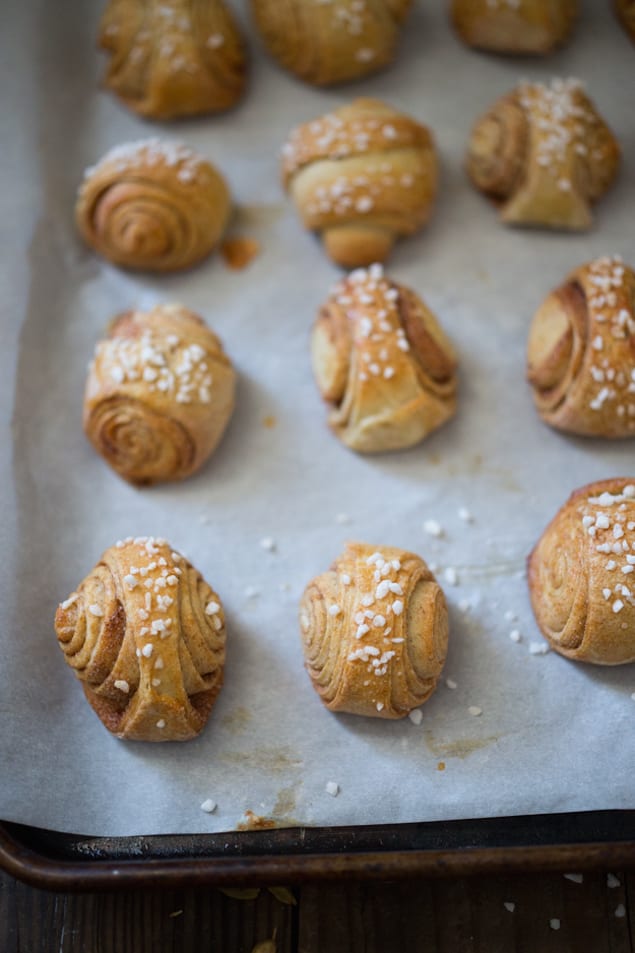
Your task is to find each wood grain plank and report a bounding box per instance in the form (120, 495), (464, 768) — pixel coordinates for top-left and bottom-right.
(0, 871), (295, 953)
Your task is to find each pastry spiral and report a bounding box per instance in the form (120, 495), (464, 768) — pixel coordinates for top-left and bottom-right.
(54, 537), (226, 740)
(528, 479), (635, 664)
(450, 0), (578, 55)
(527, 256), (635, 437)
(76, 139), (231, 271)
(311, 264), (457, 453)
(98, 0), (247, 119)
(251, 0), (412, 87)
(300, 542), (448, 718)
(615, 0), (635, 41)
(466, 78), (620, 230)
(281, 98), (438, 268)
(84, 304), (236, 485)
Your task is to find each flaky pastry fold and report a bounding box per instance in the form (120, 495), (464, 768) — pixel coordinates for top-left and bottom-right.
(55, 537), (226, 740)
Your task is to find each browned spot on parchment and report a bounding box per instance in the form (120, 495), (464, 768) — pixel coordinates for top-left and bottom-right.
(237, 810), (277, 831)
(424, 731), (498, 759)
(219, 747), (303, 774)
(221, 706), (252, 734)
(272, 785), (299, 818)
(234, 203), (285, 228)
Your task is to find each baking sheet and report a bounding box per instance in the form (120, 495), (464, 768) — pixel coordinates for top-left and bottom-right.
(1, 0), (634, 838)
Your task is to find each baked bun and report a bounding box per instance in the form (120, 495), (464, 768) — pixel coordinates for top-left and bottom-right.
(466, 78), (620, 230)
(528, 256), (635, 437)
(98, 0), (247, 119)
(76, 139), (231, 271)
(282, 98), (438, 268)
(312, 264), (457, 453)
(300, 542), (448, 718)
(450, 0), (578, 55)
(55, 536), (226, 740)
(251, 0), (412, 86)
(84, 304), (236, 485)
(528, 479), (635, 664)
(615, 0), (635, 42)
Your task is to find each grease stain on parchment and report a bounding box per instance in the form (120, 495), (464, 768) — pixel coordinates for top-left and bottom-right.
(219, 746), (303, 774)
(221, 706), (253, 735)
(424, 731), (499, 759)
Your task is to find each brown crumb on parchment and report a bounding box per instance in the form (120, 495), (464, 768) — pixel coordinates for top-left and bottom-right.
(221, 236), (260, 270)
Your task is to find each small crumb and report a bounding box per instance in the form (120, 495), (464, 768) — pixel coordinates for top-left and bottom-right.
(529, 641), (550, 655)
(325, 781), (339, 797)
(564, 873), (583, 884)
(443, 567), (459, 586)
(458, 507), (473, 523)
(335, 513), (351, 524)
(509, 629), (522, 643)
(504, 902), (516, 913)
(201, 799), (217, 814)
(468, 706), (482, 717)
(423, 519), (444, 538)
(550, 919), (561, 931)
(446, 678), (458, 690)
(437, 761), (445, 771)
(607, 873), (621, 888)
(615, 904), (626, 918)
(408, 709), (423, 726)
(221, 236), (260, 270)
(260, 537), (276, 552)
(262, 415), (277, 429)
(156, 719), (166, 729)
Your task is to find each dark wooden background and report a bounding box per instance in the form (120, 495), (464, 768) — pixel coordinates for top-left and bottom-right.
(2, 867), (633, 951)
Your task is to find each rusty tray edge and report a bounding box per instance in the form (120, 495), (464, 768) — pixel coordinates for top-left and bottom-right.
(2, 812), (635, 890)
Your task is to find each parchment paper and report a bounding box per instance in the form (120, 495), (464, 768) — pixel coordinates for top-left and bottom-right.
(1, 0), (634, 837)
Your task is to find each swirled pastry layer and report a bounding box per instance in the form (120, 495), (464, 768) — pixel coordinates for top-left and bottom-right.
(300, 542), (448, 718)
(99, 0), (247, 119)
(251, 0), (411, 86)
(450, 0), (578, 54)
(528, 256), (635, 437)
(76, 139), (231, 271)
(84, 303), (236, 485)
(311, 263), (457, 453)
(466, 78), (620, 230)
(528, 479), (635, 664)
(282, 98), (438, 268)
(615, 0), (635, 41)
(55, 536), (226, 740)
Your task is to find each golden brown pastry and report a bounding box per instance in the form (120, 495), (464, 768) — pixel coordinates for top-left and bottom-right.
(311, 264), (457, 453)
(527, 256), (635, 437)
(76, 139), (231, 271)
(528, 479), (635, 664)
(466, 78), (620, 230)
(84, 304), (236, 485)
(55, 536), (226, 740)
(98, 0), (247, 120)
(300, 542), (448, 718)
(251, 0), (412, 87)
(281, 98), (438, 268)
(450, 0), (578, 55)
(615, 0), (635, 41)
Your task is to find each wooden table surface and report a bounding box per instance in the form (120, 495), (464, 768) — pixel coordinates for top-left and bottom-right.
(2, 867), (633, 952)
